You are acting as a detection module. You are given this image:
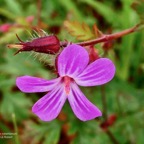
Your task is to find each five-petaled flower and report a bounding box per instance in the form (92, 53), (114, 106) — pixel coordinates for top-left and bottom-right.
(16, 44), (115, 121)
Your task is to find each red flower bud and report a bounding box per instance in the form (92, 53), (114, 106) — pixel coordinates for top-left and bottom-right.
(8, 34), (60, 55)
(26, 16), (34, 23)
(107, 114), (117, 126)
(0, 23), (12, 33)
(100, 114), (117, 131)
(85, 45), (99, 63)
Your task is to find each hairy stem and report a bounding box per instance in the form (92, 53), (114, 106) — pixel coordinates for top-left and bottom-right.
(60, 23), (142, 47)
(106, 129), (120, 144)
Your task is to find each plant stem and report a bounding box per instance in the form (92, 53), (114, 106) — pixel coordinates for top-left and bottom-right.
(116, 93), (123, 116)
(12, 113), (20, 144)
(101, 85), (107, 120)
(60, 23), (141, 47)
(106, 129), (120, 144)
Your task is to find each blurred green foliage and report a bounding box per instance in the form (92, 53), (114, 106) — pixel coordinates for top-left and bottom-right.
(0, 0), (144, 144)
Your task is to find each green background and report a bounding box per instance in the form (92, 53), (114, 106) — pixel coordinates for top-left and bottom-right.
(0, 0), (144, 144)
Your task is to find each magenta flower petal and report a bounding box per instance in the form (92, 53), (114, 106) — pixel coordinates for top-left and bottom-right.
(58, 44), (89, 77)
(75, 58), (115, 86)
(16, 76), (61, 93)
(68, 83), (102, 121)
(32, 84), (67, 121)
(16, 44), (116, 122)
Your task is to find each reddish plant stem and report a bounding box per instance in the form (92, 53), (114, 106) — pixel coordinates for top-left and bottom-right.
(106, 129), (120, 144)
(60, 24), (141, 47)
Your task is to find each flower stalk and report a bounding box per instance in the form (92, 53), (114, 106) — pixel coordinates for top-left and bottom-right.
(60, 23), (142, 47)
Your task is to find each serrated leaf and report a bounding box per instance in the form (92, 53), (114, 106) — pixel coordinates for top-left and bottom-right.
(64, 21), (96, 41)
(0, 49), (48, 77)
(21, 120), (61, 144)
(93, 23), (103, 37)
(0, 92), (32, 121)
(68, 119), (105, 144)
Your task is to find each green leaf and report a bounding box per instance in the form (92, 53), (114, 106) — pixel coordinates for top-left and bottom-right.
(81, 0), (117, 25)
(68, 118), (110, 144)
(64, 21), (96, 40)
(21, 120), (61, 144)
(132, 0), (144, 20)
(58, 0), (84, 21)
(0, 8), (16, 20)
(4, 0), (23, 16)
(0, 92), (32, 121)
(0, 48), (49, 77)
(0, 29), (24, 44)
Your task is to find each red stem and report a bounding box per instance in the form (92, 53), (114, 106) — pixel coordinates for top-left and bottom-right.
(60, 24), (141, 47)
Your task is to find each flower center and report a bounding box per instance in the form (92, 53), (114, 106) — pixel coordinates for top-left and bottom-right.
(63, 76), (72, 95)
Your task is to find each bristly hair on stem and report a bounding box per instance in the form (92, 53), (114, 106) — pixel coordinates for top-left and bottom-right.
(60, 23), (143, 47)
(7, 23), (143, 56)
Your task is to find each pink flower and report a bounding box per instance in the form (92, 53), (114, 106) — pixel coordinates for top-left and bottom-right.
(0, 23), (12, 33)
(26, 16), (34, 23)
(16, 44), (115, 121)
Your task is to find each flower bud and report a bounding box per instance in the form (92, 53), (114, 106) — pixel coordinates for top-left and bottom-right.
(85, 45), (99, 63)
(26, 16), (34, 23)
(8, 34), (60, 55)
(0, 23), (12, 33)
(100, 114), (117, 131)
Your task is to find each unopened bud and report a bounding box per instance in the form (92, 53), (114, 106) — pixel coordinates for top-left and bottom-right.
(85, 45), (99, 63)
(7, 34), (60, 55)
(0, 23), (12, 33)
